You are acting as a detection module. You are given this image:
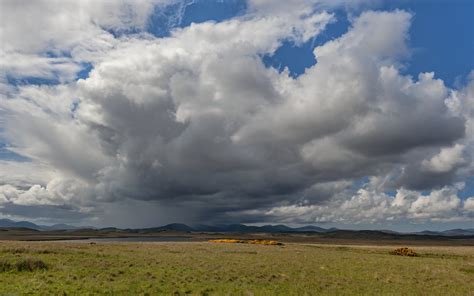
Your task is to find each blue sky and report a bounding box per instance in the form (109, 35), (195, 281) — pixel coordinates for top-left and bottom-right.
(2, 0), (471, 87)
(0, 0), (473, 229)
(144, 0), (474, 86)
(268, 0), (474, 85)
(5, 0), (472, 86)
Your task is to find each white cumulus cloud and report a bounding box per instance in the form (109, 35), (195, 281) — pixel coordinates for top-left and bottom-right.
(0, 1), (472, 226)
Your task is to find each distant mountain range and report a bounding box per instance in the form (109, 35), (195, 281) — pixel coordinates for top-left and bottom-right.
(1, 219), (473, 237)
(0, 219), (83, 231)
(128, 223), (337, 233)
(416, 229), (474, 237)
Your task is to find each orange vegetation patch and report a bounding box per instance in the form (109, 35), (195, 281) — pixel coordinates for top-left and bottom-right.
(208, 239), (283, 245)
(389, 247), (418, 257)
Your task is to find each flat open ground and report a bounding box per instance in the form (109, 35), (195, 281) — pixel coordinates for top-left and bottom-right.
(0, 241), (473, 295)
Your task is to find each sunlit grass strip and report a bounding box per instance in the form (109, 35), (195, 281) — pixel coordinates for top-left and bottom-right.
(208, 239), (282, 245)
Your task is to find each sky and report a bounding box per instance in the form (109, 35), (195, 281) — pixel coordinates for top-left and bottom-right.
(0, 0), (473, 231)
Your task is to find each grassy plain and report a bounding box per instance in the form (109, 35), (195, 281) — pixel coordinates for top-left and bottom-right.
(0, 241), (473, 295)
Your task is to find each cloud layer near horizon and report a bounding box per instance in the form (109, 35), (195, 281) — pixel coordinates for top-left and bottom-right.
(0, 0), (473, 227)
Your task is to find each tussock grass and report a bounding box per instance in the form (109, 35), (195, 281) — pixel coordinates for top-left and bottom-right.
(0, 260), (12, 272)
(2, 247), (57, 255)
(0, 258), (48, 272)
(15, 258), (48, 272)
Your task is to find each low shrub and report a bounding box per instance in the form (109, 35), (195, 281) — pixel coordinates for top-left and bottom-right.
(15, 258), (48, 271)
(209, 239), (282, 245)
(5, 248), (29, 254)
(209, 239), (244, 244)
(0, 260), (13, 272)
(2, 248), (57, 254)
(247, 240), (282, 245)
(389, 247), (418, 257)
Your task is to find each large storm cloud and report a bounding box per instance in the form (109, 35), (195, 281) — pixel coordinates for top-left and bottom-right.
(0, 0), (473, 226)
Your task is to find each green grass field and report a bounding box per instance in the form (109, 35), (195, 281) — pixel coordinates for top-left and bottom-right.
(0, 241), (473, 295)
